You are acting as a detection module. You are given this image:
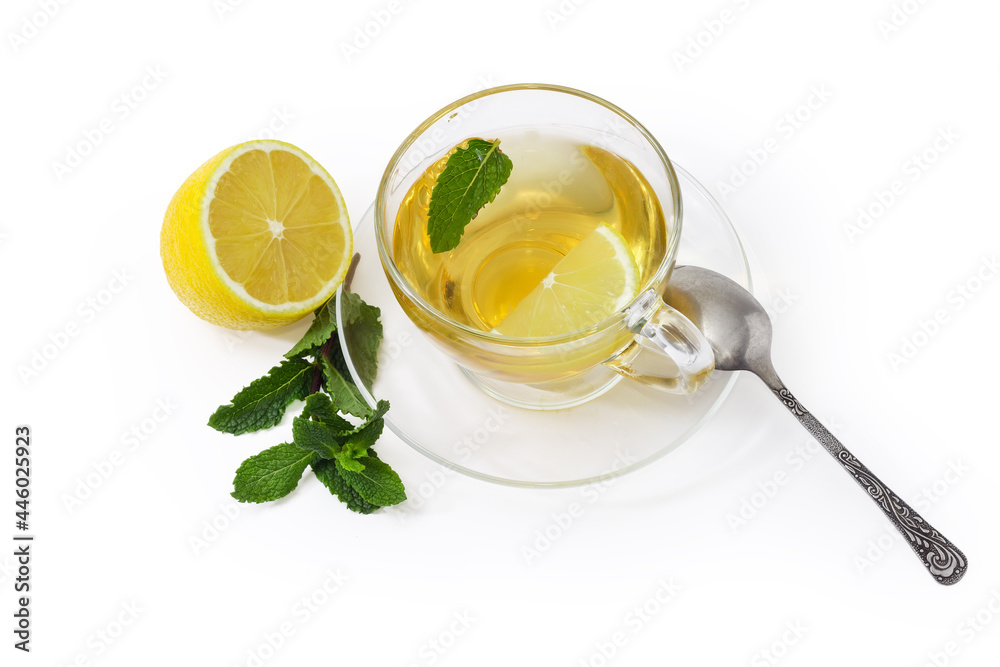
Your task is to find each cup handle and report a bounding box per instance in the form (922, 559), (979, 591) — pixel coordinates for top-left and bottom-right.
(604, 289), (715, 394)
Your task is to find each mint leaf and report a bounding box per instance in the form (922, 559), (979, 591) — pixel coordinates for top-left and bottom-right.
(337, 457), (366, 473)
(321, 355), (372, 418)
(335, 416), (386, 472)
(292, 415), (343, 459)
(359, 399), (390, 426)
(209, 359), (313, 435)
(301, 393), (354, 433)
(338, 456), (406, 507)
(285, 298), (337, 359)
(326, 341), (352, 378)
(340, 290), (383, 388)
(342, 410), (386, 459)
(427, 138), (513, 253)
(312, 459), (381, 514)
(232, 443), (315, 503)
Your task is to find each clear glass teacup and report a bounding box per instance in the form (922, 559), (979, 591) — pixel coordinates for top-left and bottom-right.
(375, 84), (714, 410)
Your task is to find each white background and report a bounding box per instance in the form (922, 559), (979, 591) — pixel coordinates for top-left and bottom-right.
(3, 0), (999, 665)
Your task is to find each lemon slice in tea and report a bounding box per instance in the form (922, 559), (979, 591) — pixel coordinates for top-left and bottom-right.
(495, 223), (640, 337)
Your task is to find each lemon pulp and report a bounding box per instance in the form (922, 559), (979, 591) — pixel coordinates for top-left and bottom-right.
(495, 223), (639, 338)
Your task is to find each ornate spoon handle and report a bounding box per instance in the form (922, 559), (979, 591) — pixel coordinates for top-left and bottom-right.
(761, 373), (967, 585)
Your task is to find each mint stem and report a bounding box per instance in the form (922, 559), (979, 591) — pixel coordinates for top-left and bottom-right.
(308, 251), (358, 398)
(344, 253), (360, 292)
(319, 337), (335, 363)
(310, 363), (323, 395)
(311, 336), (337, 395)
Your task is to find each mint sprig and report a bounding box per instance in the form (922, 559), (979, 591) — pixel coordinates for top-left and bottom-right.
(209, 256), (405, 513)
(427, 138), (513, 253)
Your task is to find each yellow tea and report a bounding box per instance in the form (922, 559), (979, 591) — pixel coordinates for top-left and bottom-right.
(392, 131), (667, 333)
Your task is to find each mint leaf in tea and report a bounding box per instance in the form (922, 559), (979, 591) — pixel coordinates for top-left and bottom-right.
(427, 138), (513, 253)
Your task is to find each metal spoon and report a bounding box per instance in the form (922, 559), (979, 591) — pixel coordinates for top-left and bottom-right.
(662, 265), (967, 585)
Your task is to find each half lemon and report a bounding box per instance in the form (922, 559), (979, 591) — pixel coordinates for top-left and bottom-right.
(161, 140), (352, 330)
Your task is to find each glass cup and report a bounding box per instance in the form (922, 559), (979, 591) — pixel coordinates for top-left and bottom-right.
(375, 84), (714, 410)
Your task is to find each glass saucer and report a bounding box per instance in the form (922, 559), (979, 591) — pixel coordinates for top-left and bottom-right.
(336, 164), (753, 488)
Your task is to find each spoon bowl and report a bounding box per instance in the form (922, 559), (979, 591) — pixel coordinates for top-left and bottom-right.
(664, 266), (773, 372)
